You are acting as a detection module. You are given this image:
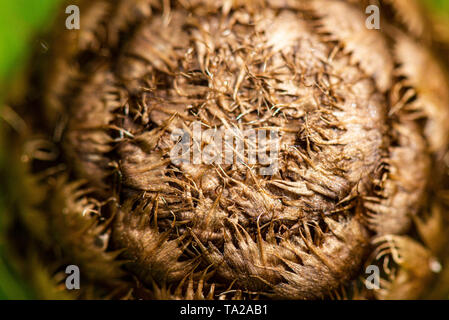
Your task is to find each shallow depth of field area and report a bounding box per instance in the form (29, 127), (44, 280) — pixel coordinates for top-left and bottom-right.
(0, 0), (448, 299)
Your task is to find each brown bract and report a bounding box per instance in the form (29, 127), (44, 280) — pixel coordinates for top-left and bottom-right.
(5, 0), (449, 299)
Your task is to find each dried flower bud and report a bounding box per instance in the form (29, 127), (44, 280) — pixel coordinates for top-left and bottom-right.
(5, 0), (449, 299)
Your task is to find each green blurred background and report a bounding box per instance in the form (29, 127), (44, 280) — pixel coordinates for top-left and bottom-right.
(0, 0), (63, 300)
(0, 0), (448, 300)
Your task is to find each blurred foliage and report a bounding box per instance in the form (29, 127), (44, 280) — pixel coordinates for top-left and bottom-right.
(0, 0), (447, 300)
(0, 0), (61, 100)
(431, 0), (449, 14)
(0, 0), (62, 300)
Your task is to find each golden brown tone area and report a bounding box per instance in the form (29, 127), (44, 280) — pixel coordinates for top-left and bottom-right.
(5, 0), (449, 299)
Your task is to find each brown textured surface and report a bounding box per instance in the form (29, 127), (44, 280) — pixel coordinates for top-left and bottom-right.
(4, 0), (449, 299)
